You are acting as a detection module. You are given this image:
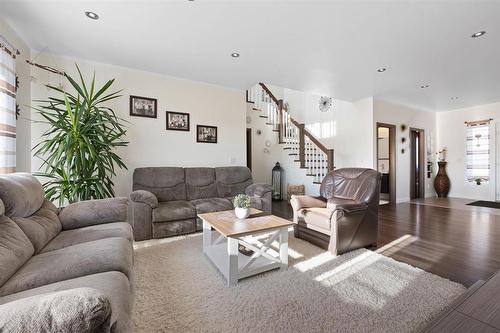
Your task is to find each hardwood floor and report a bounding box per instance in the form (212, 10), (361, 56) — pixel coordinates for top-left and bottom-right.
(272, 199), (500, 287)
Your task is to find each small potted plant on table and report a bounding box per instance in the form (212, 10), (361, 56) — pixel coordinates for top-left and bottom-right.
(233, 194), (251, 219)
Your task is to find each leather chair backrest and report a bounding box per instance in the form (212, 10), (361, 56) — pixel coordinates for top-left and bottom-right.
(320, 168), (381, 204)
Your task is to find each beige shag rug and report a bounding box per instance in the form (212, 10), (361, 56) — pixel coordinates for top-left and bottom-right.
(133, 231), (465, 333)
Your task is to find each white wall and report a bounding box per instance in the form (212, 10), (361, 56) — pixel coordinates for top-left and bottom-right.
(436, 101), (500, 200)
(0, 17), (31, 172)
(284, 89), (374, 169)
(373, 99), (437, 202)
(30, 53), (246, 197)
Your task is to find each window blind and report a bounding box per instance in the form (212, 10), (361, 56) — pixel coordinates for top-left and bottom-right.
(466, 123), (490, 182)
(0, 46), (16, 173)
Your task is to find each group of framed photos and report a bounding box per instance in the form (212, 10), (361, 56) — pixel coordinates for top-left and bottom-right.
(129, 95), (217, 144)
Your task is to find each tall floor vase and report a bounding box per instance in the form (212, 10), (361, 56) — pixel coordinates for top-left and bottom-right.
(434, 161), (450, 198)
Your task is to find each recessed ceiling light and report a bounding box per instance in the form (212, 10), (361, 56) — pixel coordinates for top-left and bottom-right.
(471, 31), (486, 38)
(420, 84), (429, 89)
(377, 67), (387, 73)
(85, 11), (99, 20)
(231, 52), (240, 58)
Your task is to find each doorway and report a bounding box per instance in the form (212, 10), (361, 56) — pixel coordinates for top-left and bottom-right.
(376, 123), (396, 204)
(246, 128), (252, 170)
(410, 128), (425, 199)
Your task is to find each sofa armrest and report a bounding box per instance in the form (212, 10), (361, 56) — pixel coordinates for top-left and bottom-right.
(59, 197), (129, 230)
(245, 183), (272, 197)
(290, 195), (327, 211)
(130, 190), (158, 208)
(0, 288), (112, 333)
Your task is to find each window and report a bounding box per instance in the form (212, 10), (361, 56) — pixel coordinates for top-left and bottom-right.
(466, 122), (490, 183)
(0, 39), (17, 173)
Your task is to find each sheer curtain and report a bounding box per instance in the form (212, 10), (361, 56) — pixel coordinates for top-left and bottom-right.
(466, 123), (490, 182)
(0, 43), (16, 173)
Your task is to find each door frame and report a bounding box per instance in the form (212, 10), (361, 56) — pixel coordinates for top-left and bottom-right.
(376, 122), (396, 204)
(410, 127), (426, 199)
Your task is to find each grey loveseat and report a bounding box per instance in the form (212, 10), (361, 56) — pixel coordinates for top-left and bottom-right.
(0, 173), (133, 332)
(130, 166), (272, 240)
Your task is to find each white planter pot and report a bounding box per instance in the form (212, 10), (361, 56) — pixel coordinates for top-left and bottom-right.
(235, 207), (250, 219)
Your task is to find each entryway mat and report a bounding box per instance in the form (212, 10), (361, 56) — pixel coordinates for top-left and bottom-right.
(467, 201), (500, 209)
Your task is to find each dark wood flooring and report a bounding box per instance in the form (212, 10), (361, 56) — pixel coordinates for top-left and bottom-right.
(272, 200), (500, 287)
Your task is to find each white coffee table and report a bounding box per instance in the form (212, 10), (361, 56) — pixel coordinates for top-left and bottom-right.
(198, 209), (293, 286)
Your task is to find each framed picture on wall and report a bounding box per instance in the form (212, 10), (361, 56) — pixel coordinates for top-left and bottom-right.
(166, 111), (190, 131)
(196, 125), (217, 143)
(129, 95), (157, 118)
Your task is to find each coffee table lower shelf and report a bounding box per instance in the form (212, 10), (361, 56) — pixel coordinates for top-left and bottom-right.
(202, 221), (289, 286)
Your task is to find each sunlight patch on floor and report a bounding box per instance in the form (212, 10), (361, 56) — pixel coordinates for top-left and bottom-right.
(376, 234), (418, 256)
(294, 251), (336, 272)
(314, 250), (378, 282)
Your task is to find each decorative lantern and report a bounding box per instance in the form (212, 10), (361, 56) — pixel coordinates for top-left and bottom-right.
(272, 162), (283, 201)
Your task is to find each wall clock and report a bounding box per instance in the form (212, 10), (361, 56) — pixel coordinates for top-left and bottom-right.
(319, 96), (333, 112)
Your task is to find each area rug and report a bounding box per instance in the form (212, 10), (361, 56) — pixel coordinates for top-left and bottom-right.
(467, 200), (500, 209)
(133, 232), (465, 333)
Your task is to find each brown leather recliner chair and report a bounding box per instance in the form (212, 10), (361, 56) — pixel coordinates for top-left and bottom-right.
(290, 168), (381, 256)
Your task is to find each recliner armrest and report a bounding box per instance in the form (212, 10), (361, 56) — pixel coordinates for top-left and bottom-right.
(290, 195), (327, 211)
(59, 197), (129, 230)
(334, 203), (368, 214)
(130, 190), (158, 208)
(245, 183), (272, 197)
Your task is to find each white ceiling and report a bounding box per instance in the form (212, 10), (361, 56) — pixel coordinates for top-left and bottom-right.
(1, 0), (499, 111)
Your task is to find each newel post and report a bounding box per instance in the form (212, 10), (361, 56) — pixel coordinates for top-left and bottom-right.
(278, 100), (284, 144)
(298, 124), (305, 169)
(326, 149), (334, 172)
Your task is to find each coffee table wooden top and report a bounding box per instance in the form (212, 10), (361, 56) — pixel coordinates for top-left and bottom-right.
(198, 209), (294, 238)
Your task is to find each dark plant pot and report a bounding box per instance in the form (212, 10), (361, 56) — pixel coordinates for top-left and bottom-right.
(434, 161), (450, 197)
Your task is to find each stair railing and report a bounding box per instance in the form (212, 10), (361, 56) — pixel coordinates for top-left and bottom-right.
(247, 83), (334, 183)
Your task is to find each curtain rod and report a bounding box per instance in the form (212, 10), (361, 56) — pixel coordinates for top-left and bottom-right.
(0, 35), (20, 58)
(465, 118), (493, 126)
(26, 60), (64, 76)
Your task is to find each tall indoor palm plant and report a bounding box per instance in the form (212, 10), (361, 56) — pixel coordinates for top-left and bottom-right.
(33, 64), (128, 206)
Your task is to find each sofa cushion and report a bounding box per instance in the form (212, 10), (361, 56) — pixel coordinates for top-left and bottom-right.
(190, 198), (233, 214)
(0, 216), (35, 287)
(133, 167), (186, 201)
(0, 173), (45, 218)
(13, 200), (61, 254)
(185, 167), (218, 200)
(152, 201), (196, 222)
(41, 222), (133, 253)
(0, 287), (112, 333)
(215, 166), (253, 197)
(0, 271), (131, 333)
(0, 237), (133, 296)
(299, 207), (334, 231)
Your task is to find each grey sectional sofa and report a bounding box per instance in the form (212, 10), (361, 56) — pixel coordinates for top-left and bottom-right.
(130, 166), (272, 240)
(0, 173), (133, 332)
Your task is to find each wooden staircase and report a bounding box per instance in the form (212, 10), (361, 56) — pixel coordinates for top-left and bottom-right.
(246, 83), (334, 184)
